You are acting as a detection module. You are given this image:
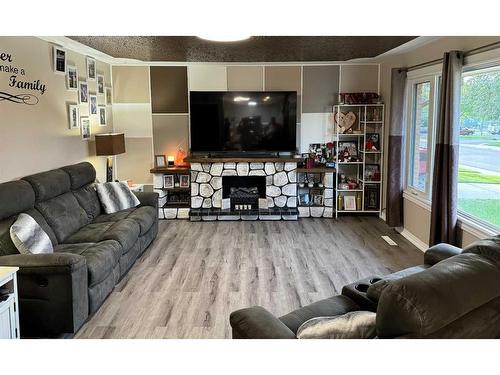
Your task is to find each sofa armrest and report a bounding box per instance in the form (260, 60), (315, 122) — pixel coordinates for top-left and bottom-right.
(424, 243), (462, 266)
(230, 306), (296, 339)
(0, 253), (88, 337)
(134, 191), (159, 209)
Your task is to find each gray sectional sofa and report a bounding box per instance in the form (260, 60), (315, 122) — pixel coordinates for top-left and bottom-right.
(230, 237), (500, 338)
(0, 162), (158, 337)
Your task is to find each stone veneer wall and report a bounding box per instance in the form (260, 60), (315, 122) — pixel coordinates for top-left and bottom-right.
(190, 162), (298, 210)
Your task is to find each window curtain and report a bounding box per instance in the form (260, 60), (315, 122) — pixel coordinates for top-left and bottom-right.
(386, 68), (407, 227)
(429, 51), (464, 246)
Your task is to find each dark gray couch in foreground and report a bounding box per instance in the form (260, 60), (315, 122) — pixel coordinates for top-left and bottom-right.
(0, 162), (158, 337)
(230, 237), (500, 338)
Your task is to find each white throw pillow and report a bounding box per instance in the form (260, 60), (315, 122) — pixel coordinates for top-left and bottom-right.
(96, 181), (140, 214)
(10, 213), (54, 255)
(297, 311), (377, 339)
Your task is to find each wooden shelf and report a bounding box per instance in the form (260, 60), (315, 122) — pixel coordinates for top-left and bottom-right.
(337, 162), (363, 165)
(296, 167), (336, 173)
(162, 203), (190, 209)
(150, 166), (190, 174)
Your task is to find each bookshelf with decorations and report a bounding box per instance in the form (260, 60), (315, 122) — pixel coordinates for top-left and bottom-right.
(332, 103), (384, 218)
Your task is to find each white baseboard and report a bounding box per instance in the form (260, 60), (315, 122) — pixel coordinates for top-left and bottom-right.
(397, 228), (429, 252)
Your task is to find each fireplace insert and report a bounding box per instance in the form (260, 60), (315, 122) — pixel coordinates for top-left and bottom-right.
(222, 176), (266, 210)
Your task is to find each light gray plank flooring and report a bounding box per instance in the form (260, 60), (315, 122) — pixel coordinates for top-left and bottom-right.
(75, 217), (423, 339)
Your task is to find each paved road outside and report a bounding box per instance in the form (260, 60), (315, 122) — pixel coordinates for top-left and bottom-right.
(459, 143), (500, 173)
(458, 183), (500, 199)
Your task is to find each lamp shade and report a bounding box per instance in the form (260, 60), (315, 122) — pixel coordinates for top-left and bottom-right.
(95, 133), (126, 156)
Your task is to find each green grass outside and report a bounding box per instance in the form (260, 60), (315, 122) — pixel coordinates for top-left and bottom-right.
(458, 199), (500, 227)
(458, 166), (500, 184)
(486, 141), (500, 147)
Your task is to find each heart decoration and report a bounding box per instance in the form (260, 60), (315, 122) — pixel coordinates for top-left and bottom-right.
(333, 111), (357, 134)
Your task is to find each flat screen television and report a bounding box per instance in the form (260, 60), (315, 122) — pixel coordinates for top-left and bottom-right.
(189, 91), (297, 153)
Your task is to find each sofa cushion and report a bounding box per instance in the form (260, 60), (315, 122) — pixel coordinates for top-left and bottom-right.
(96, 182), (140, 214)
(126, 206), (156, 235)
(24, 208), (58, 246)
(23, 169), (71, 202)
(0, 218), (18, 256)
(36, 192), (90, 242)
(61, 162), (96, 189)
(10, 213), (53, 255)
(55, 240), (121, 287)
(279, 295), (360, 334)
(63, 222), (113, 243)
(297, 311), (377, 339)
(376, 253), (500, 338)
(0, 180), (35, 220)
(463, 235), (500, 265)
(64, 218), (140, 254)
(92, 208), (135, 223)
(73, 184), (102, 221)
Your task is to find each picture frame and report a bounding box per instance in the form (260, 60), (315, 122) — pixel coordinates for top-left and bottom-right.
(364, 164), (381, 182)
(97, 74), (105, 95)
(80, 117), (91, 140)
(298, 193), (310, 206)
(66, 65), (78, 90)
(364, 185), (380, 211)
(78, 81), (88, 103)
(98, 106), (107, 126)
(155, 155), (166, 168)
(312, 194), (324, 206)
(86, 56), (96, 81)
(338, 141), (358, 158)
(344, 195), (357, 211)
(89, 94), (98, 115)
(105, 87), (112, 105)
(365, 133), (380, 151)
(179, 175), (190, 188)
(68, 104), (79, 129)
(163, 175), (174, 189)
(53, 46), (66, 74)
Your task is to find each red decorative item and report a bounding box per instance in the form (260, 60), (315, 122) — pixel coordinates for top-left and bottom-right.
(306, 157), (315, 169)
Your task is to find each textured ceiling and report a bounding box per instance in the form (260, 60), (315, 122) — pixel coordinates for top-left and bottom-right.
(68, 36), (416, 62)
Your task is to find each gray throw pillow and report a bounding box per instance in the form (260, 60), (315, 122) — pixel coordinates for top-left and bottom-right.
(297, 311), (377, 339)
(96, 181), (140, 214)
(10, 213), (54, 255)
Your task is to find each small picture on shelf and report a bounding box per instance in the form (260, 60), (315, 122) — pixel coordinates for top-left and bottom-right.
(365, 133), (380, 151)
(338, 141), (359, 162)
(364, 185), (380, 210)
(179, 175), (190, 188)
(344, 195), (357, 211)
(163, 174), (174, 189)
(364, 164), (381, 182)
(155, 155), (166, 168)
(334, 111), (357, 134)
(299, 193), (310, 206)
(312, 194), (324, 206)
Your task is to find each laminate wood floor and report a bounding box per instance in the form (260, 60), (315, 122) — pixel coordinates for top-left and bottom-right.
(75, 217), (423, 339)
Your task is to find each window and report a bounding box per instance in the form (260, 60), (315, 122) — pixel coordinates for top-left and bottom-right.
(406, 76), (438, 198)
(458, 67), (500, 229)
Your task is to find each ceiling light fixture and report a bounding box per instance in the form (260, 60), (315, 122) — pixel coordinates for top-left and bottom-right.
(197, 35), (251, 42)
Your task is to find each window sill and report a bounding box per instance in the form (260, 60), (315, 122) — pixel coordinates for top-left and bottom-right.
(403, 190), (431, 210)
(402, 190), (498, 239)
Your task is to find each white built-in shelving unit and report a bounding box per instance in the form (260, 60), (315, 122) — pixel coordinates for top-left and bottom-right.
(332, 104), (384, 218)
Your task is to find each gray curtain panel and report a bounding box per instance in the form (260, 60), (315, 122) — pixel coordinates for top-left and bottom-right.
(386, 68), (407, 227)
(430, 51), (464, 246)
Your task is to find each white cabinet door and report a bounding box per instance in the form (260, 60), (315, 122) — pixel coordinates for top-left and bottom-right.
(0, 296), (16, 339)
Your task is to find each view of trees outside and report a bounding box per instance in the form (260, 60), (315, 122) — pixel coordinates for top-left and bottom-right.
(458, 69), (500, 227)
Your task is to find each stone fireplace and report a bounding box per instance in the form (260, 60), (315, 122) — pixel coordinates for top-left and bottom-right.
(189, 160), (298, 220)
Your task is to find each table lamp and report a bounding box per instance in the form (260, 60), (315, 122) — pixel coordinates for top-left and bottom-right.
(95, 133), (126, 182)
